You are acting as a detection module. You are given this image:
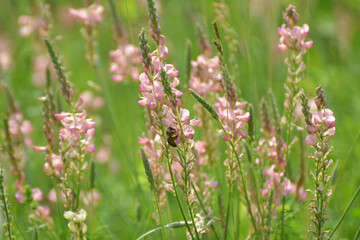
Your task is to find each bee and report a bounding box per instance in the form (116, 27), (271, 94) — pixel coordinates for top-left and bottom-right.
(166, 126), (178, 147)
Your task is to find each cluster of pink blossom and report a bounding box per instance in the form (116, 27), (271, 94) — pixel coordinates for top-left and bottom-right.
(305, 108), (336, 146)
(79, 90), (105, 112)
(0, 39), (10, 70)
(261, 165), (306, 204)
(258, 136), (286, 169)
(15, 187), (43, 203)
(189, 55), (222, 97)
(162, 106), (199, 141)
(277, 5), (313, 52)
(8, 111), (33, 147)
(31, 55), (52, 87)
(194, 141), (207, 166)
(54, 107), (95, 154)
(138, 35), (185, 113)
(69, 2), (103, 27)
(18, 15), (47, 37)
(109, 44), (141, 83)
(214, 96), (250, 141)
(43, 154), (63, 177)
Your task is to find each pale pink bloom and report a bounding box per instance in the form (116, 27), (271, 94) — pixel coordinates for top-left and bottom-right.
(35, 206), (51, 219)
(0, 40), (10, 70)
(292, 185), (307, 201)
(55, 110), (95, 153)
(44, 154), (63, 176)
(79, 91), (105, 111)
(138, 54), (184, 109)
(207, 181), (219, 188)
(215, 96), (250, 141)
(69, 2), (103, 26)
(18, 15), (46, 37)
(109, 44), (141, 83)
(161, 107), (198, 140)
(305, 108), (336, 145)
(47, 189), (57, 203)
(32, 188), (43, 202)
(305, 133), (317, 146)
(96, 147), (110, 164)
(262, 165), (295, 204)
(82, 189), (101, 208)
(7, 111), (33, 147)
(15, 190), (25, 203)
(47, 188), (68, 203)
(31, 55), (51, 87)
(171, 161), (182, 179)
(18, 15), (36, 36)
(278, 23), (313, 53)
(32, 146), (48, 152)
(194, 141), (206, 155)
(189, 55), (222, 97)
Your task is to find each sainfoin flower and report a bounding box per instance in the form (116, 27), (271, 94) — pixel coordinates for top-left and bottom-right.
(109, 44), (141, 83)
(305, 108), (336, 146)
(214, 96), (250, 141)
(278, 24), (313, 52)
(69, 2), (103, 26)
(55, 109), (95, 153)
(18, 15), (46, 37)
(261, 165), (293, 204)
(161, 106), (200, 141)
(137, 35), (183, 110)
(277, 5), (313, 52)
(189, 55), (222, 97)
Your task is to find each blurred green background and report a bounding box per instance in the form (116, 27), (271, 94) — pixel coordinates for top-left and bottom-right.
(1, 0), (360, 239)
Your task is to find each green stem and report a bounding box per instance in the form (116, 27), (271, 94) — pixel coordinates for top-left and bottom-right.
(159, 124), (195, 240)
(224, 184), (232, 240)
(176, 149), (201, 240)
(329, 184), (360, 238)
(218, 122), (259, 239)
(249, 141), (264, 223)
(191, 182), (220, 240)
(52, 177), (66, 239)
(153, 191), (167, 240)
(353, 224), (360, 240)
(90, 188), (94, 240)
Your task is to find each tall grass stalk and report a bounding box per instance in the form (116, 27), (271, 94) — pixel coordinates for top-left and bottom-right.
(329, 184), (360, 238)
